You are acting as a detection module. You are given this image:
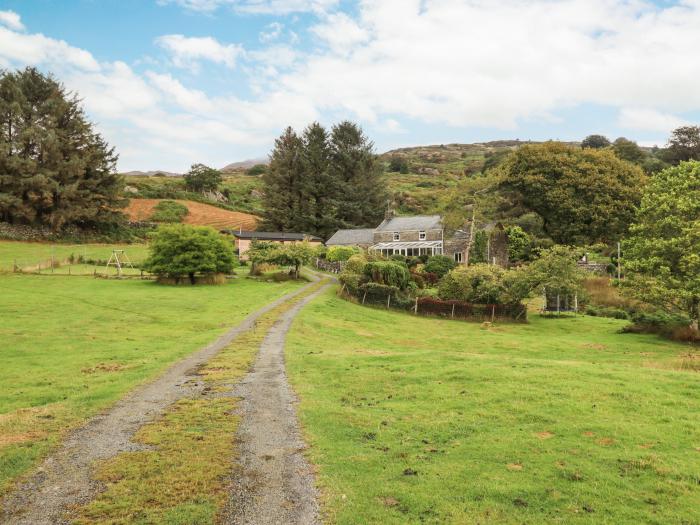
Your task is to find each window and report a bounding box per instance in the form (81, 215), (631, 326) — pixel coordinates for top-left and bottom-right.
(454, 252), (463, 263)
(393, 232), (400, 241)
(419, 231), (426, 240)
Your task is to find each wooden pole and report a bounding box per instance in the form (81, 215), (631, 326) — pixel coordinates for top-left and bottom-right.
(387, 293), (391, 309)
(414, 297), (418, 315)
(556, 294), (560, 316)
(362, 291), (367, 305)
(491, 304), (495, 322)
(617, 241), (621, 280)
(451, 303), (455, 318)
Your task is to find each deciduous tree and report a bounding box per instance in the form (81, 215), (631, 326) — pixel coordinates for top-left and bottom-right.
(183, 163), (222, 193)
(499, 142), (646, 244)
(623, 161), (700, 329)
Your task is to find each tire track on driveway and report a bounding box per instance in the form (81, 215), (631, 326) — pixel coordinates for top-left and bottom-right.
(225, 281), (332, 525)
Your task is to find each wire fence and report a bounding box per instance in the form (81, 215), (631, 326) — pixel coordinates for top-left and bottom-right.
(0, 242), (151, 277)
(340, 282), (528, 322)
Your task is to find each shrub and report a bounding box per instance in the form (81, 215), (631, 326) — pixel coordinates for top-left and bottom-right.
(183, 163), (222, 193)
(438, 264), (530, 305)
(150, 200), (189, 223)
(424, 255), (456, 277)
(326, 245), (358, 262)
(246, 164), (267, 176)
(345, 254), (368, 274)
(143, 224), (235, 284)
(364, 261), (410, 290)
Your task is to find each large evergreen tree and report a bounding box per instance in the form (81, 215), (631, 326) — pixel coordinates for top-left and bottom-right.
(330, 121), (386, 229)
(0, 68), (124, 230)
(261, 121), (385, 238)
(261, 126), (304, 232)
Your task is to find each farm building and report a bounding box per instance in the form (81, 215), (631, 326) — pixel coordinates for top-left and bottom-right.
(226, 231), (323, 261)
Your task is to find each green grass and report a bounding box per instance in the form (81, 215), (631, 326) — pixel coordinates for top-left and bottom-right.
(0, 272), (303, 498)
(0, 240), (150, 272)
(286, 288), (700, 524)
(73, 278), (329, 524)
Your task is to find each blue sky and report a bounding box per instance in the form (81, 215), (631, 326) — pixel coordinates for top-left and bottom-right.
(1, 0), (699, 171)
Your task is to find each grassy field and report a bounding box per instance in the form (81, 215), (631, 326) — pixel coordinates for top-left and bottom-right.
(0, 241), (150, 272)
(0, 272), (303, 498)
(287, 289), (700, 524)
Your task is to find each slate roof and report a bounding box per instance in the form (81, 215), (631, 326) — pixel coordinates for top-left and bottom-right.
(326, 228), (375, 246)
(376, 215), (442, 232)
(226, 230), (322, 242)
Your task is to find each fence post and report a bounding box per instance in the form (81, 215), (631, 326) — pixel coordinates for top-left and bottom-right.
(387, 293), (391, 309)
(451, 303), (455, 319)
(491, 304), (495, 322)
(414, 297), (418, 315)
(362, 291), (367, 305)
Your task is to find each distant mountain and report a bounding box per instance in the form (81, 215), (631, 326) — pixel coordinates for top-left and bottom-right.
(220, 158), (268, 173)
(121, 170), (182, 177)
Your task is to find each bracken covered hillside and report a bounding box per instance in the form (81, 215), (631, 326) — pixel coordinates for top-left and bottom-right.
(126, 199), (259, 231)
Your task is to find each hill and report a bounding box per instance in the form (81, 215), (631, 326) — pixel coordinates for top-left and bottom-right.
(126, 199), (259, 230)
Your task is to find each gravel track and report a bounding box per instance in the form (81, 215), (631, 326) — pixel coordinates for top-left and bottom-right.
(0, 280), (318, 525)
(224, 282), (331, 525)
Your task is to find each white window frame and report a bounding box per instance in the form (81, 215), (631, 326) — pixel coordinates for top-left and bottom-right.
(419, 231), (426, 240)
(393, 232), (400, 241)
(454, 252), (463, 263)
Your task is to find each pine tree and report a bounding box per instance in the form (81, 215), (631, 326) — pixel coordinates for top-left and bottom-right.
(300, 122), (337, 239)
(0, 67), (124, 230)
(330, 121), (386, 229)
(261, 127), (304, 231)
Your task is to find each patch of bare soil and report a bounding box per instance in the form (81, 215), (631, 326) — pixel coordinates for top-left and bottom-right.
(0, 283), (316, 525)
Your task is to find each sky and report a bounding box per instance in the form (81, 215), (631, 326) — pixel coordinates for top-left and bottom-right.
(1, 0), (699, 172)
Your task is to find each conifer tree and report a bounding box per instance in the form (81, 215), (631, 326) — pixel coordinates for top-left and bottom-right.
(330, 121), (386, 229)
(261, 126), (304, 231)
(0, 67), (124, 230)
(300, 122), (337, 239)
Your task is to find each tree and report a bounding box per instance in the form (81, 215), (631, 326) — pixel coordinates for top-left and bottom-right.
(272, 242), (315, 279)
(665, 125), (700, 165)
(581, 134), (611, 149)
(504, 225), (532, 262)
(260, 121), (386, 238)
(300, 122), (338, 239)
(183, 163), (222, 193)
(143, 225), (235, 284)
(388, 156), (409, 173)
(525, 245), (585, 297)
(245, 163), (267, 176)
(612, 137), (645, 164)
(330, 121), (387, 229)
(261, 127), (305, 232)
(622, 161), (700, 329)
(499, 142), (646, 244)
(0, 67), (124, 230)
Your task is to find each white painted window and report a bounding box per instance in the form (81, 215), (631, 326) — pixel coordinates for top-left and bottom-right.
(419, 231), (426, 240)
(454, 252), (463, 263)
(393, 232), (400, 241)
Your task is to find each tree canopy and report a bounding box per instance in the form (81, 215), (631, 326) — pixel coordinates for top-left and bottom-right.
(581, 134), (611, 149)
(0, 67), (124, 230)
(499, 142), (646, 244)
(623, 161), (700, 328)
(261, 121), (386, 240)
(664, 125), (700, 165)
(143, 224), (235, 284)
(183, 163), (222, 193)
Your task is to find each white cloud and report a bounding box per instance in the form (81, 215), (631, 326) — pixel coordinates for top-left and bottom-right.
(618, 108), (690, 133)
(0, 10), (24, 31)
(259, 22), (283, 42)
(262, 0), (700, 129)
(155, 34), (243, 70)
(310, 12), (368, 53)
(0, 26), (99, 71)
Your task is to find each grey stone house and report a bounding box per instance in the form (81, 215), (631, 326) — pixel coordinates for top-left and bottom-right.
(327, 213), (509, 266)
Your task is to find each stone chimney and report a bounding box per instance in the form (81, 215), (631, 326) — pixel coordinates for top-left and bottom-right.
(384, 199), (395, 220)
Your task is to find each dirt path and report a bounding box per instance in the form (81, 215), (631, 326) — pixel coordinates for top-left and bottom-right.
(224, 282), (331, 525)
(0, 280), (318, 525)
